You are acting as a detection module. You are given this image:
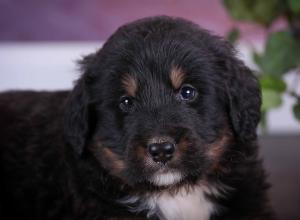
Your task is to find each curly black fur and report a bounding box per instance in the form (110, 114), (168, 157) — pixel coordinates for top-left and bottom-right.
(0, 16), (275, 220)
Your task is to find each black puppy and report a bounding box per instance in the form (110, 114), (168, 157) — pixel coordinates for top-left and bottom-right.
(0, 16), (275, 220)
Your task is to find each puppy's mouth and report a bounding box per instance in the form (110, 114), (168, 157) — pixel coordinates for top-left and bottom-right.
(144, 156), (184, 186)
(150, 168), (183, 186)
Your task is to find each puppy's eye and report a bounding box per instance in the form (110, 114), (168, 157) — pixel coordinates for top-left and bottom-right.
(179, 84), (197, 101)
(119, 96), (134, 112)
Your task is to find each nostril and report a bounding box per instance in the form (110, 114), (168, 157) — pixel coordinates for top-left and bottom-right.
(162, 142), (175, 155)
(148, 144), (160, 157)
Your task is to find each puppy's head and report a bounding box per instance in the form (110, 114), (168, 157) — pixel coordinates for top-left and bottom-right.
(64, 16), (261, 188)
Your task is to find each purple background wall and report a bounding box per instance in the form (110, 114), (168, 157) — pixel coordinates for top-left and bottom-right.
(0, 0), (265, 41)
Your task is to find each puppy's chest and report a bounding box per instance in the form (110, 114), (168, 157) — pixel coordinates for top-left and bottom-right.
(123, 186), (216, 220)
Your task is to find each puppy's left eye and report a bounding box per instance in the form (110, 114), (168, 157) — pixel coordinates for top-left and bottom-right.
(179, 84), (197, 101)
(119, 96), (134, 112)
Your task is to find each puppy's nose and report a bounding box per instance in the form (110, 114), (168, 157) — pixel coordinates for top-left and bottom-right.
(147, 142), (175, 164)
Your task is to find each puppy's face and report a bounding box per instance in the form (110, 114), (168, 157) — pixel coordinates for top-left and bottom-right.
(87, 42), (233, 188)
(92, 64), (230, 187)
(64, 17), (261, 189)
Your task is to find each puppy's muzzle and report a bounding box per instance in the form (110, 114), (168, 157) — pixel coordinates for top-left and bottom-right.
(147, 139), (175, 164)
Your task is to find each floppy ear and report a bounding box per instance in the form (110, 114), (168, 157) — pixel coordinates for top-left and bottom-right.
(225, 57), (261, 142)
(64, 54), (96, 155)
(64, 79), (89, 155)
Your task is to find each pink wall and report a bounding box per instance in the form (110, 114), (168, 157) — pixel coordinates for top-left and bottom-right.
(0, 0), (266, 42)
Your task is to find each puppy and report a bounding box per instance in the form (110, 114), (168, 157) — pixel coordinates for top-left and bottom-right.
(0, 16), (275, 220)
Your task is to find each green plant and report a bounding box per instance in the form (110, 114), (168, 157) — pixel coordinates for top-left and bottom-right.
(222, 0), (300, 130)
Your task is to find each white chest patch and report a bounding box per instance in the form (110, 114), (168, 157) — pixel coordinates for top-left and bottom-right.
(121, 185), (219, 220)
(151, 186), (214, 220)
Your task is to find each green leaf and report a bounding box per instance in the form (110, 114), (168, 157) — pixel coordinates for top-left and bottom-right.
(259, 111), (268, 133)
(288, 0), (300, 14)
(259, 75), (287, 93)
(223, 0), (282, 26)
(253, 51), (263, 68)
(293, 100), (300, 121)
(226, 28), (240, 44)
(261, 89), (282, 112)
(258, 31), (300, 76)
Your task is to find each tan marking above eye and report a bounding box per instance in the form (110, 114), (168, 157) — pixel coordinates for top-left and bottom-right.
(170, 66), (186, 89)
(121, 73), (138, 97)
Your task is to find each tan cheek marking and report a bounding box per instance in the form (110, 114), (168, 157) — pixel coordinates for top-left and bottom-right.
(207, 143), (224, 161)
(207, 135), (229, 160)
(173, 137), (192, 161)
(178, 138), (191, 151)
(170, 66), (186, 89)
(90, 142), (126, 176)
(136, 145), (147, 159)
(121, 74), (137, 97)
(102, 148), (126, 174)
(207, 133), (232, 173)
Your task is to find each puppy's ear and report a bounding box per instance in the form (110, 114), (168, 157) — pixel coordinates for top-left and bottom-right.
(64, 54), (95, 155)
(225, 57), (261, 142)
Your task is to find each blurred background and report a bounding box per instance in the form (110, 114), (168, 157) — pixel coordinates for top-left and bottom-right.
(0, 0), (299, 219)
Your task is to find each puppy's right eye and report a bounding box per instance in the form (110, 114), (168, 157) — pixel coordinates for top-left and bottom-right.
(119, 96), (134, 112)
(179, 84), (197, 101)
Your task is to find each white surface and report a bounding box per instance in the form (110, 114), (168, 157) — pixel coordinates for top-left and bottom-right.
(0, 42), (299, 134)
(0, 42), (102, 91)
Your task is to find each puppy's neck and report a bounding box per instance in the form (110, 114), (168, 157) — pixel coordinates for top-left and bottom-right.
(121, 184), (222, 220)
(149, 185), (215, 220)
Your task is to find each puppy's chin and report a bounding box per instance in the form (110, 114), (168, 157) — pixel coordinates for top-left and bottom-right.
(150, 171), (183, 186)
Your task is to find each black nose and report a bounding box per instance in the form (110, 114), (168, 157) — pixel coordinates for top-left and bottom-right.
(147, 142), (175, 164)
